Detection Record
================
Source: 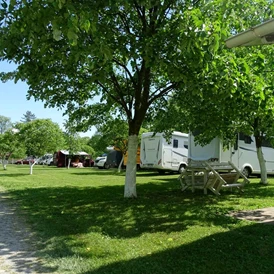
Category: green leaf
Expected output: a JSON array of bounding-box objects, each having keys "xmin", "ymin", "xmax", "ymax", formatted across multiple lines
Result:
[
  {"xmin": 53, "ymin": 29, "xmax": 62, "ymax": 41},
  {"xmin": 67, "ymin": 29, "xmax": 78, "ymax": 45},
  {"xmin": 80, "ymin": 19, "xmax": 90, "ymax": 33},
  {"xmin": 260, "ymin": 90, "xmax": 265, "ymax": 101}
]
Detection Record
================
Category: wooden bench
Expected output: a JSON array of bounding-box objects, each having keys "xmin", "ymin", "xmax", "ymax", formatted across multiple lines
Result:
[{"xmin": 179, "ymin": 160, "xmax": 250, "ymax": 195}]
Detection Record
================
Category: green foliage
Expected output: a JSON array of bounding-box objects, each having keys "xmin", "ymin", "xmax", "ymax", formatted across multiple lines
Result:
[
  {"xmin": 63, "ymin": 120, "xmax": 95, "ymax": 156},
  {"xmin": 19, "ymin": 119, "xmax": 65, "ymax": 156},
  {"xmin": 0, "ymin": 0, "xmax": 233, "ymax": 136},
  {"xmin": 150, "ymin": 0, "xmax": 274, "ymax": 146},
  {"xmin": 0, "ymin": 129, "xmax": 25, "ymax": 161}
]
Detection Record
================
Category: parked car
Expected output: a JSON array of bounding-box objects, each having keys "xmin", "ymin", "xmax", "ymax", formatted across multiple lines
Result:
[
  {"xmin": 14, "ymin": 157, "xmax": 36, "ymax": 165},
  {"xmin": 37, "ymin": 154, "xmax": 53, "ymax": 165},
  {"xmin": 94, "ymin": 154, "xmax": 108, "ymax": 169},
  {"xmin": 45, "ymin": 156, "xmax": 54, "ymax": 166}
]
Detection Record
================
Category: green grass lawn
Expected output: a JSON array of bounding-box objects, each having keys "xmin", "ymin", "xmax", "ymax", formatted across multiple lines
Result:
[{"xmin": 1, "ymin": 165, "xmax": 274, "ymax": 274}]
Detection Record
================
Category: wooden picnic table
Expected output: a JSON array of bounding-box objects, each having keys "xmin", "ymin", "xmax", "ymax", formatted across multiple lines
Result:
[{"xmin": 178, "ymin": 161, "xmax": 250, "ymax": 195}]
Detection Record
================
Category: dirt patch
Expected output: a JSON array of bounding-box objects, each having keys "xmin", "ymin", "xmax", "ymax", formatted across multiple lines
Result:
[{"xmin": 228, "ymin": 207, "xmax": 274, "ymax": 225}]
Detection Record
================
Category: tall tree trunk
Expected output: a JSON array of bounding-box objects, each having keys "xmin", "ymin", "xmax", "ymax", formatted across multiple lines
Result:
[
  {"xmin": 255, "ymin": 135, "xmax": 268, "ymax": 185},
  {"xmin": 124, "ymin": 135, "xmax": 138, "ymax": 198}
]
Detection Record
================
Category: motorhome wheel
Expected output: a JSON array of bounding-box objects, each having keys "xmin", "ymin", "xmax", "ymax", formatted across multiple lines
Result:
[
  {"xmin": 242, "ymin": 167, "xmax": 251, "ymax": 178},
  {"xmin": 179, "ymin": 164, "xmax": 186, "ymax": 174}
]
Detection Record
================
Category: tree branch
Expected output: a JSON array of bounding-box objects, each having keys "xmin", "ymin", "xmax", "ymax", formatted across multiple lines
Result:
[
  {"xmin": 113, "ymin": 58, "xmax": 137, "ymax": 89},
  {"xmin": 133, "ymin": 0, "xmax": 147, "ymax": 30},
  {"xmin": 148, "ymin": 83, "xmax": 178, "ymax": 105}
]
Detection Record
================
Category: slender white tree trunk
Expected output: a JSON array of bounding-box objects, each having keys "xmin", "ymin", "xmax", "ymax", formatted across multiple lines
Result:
[
  {"xmin": 117, "ymin": 155, "xmax": 124, "ymax": 173},
  {"xmin": 257, "ymin": 146, "xmax": 268, "ymax": 185},
  {"xmin": 67, "ymin": 158, "xmax": 71, "ymax": 169},
  {"xmin": 2, "ymin": 158, "xmax": 7, "ymax": 170},
  {"xmin": 29, "ymin": 160, "xmax": 37, "ymax": 175},
  {"xmin": 124, "ymin": 135, "xmax": 138, "ymax": 198}
]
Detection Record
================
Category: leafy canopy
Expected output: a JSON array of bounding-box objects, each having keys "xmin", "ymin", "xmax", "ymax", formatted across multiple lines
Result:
[{"xmin": 18, "ymin": 119, "xmax": 65, "ymax": 157}]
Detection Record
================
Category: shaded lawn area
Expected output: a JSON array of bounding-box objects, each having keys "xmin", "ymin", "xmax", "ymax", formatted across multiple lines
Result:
[{"xmin": 1, "ymin": 165, "xmax": 274, "ymax": 273}]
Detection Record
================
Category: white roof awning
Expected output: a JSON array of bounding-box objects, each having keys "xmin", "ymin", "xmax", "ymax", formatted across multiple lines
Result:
[{"xmin": 225, "ymin": 18, "xmax": 274, "ymax": 48}]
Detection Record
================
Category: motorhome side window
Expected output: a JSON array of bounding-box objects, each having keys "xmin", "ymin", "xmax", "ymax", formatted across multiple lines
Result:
[
  {"xmin": 262, "ymin": 137, "xmax": 273, "ymax": 148},
  {"xmin": 173, "ymin": 139, "xmax": 178, "ymax": 148},
  {"xmin": 239, "ymin": 133, "xmax": 252, "ymax": 144},
  {"xmin": 184, "ymin": 141, "xmax": 188, "ymax": 149}
]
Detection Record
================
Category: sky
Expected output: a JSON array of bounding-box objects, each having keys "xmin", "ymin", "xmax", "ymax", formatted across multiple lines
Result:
[{"xmin": 0, "ymin": 61, "xmax": 96, "ymax": 137}]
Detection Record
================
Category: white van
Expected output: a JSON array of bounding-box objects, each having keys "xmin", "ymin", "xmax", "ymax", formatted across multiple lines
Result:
[
  {"xmin": 188, "ymin": 132, "xmax": 274, "ymax": 177},
  {"xmin": 140, "ymin": 131, "xmax": 188, "ymax": 174}
]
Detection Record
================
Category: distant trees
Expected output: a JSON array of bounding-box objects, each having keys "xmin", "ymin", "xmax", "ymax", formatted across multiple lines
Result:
[
  {"xmin": 0, "ymin": 129, "xmax": 25, "ymax": 170},
  {"xmin": 19, "ymin": 119, "xmax": 65, "ymax": 156},
  {"xmin": 0, "ymin": 115, "xmax": 12, "ymax": 134},
  {"xmin": 21, "ymin": 111, "xmax": 36, "ymax": 123},
  {"xmin": 19, "ymin": 119, "xmax": 65, "ymax": 174}
]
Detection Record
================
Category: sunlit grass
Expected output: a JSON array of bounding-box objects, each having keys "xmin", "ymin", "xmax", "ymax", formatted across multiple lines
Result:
[{"xmin": 1, "ymin": 165, "xmax": 274, "ymax": 273}]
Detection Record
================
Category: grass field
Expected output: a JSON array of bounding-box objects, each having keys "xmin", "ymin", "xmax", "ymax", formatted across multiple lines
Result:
[{"xmin": 1, "ymin": 165, "xmax": 274, "ymax": 274}]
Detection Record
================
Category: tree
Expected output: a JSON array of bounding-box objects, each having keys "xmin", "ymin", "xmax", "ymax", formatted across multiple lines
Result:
[
  {"xmin": 19, "ymin": 119, "xmax": 65, "ymax": 174},
  {"xmin": 145, "ymin": 0, "xmax": 274, "ymax": 185},
  {"xmin": 94, "ymin": 118, "xmax": 148, "ymax": 171},
  {"xmin": 0, "ymin": 115, "xmax": 12, "ymax": 134},
  {"xmin": 154, "ymin": 44, "xmax": 274, "ymax": 185},
  {"xmin": 0, "ymin": 0, "xmax": 255, "ymax": 196},
  {"xmin": 21, "ymin": 111, "xmax": 36, "ymax": 123},
  {"xmin": 88, "ymin": 133, "xmax": 108, "ymax": 158},
  {"xmin": 63, "ymin": 119, "xmax": 89, "ymax": 168},
  {"xmin": 0, "ymin": 129, "xmax": 25, "ymax": 170}
]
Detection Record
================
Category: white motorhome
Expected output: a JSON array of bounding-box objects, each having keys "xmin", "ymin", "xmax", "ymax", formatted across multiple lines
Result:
[
  {"xmin": 140, "ymin": 131, "xmax": 189, "ymax": 174},
  {"xmin": 188, "ymin": 132, "xmax": 274, "ymax": 177}
]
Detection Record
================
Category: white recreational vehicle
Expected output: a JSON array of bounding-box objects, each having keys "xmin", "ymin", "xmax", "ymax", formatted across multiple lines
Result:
[
  {"xmin": 140, "ymin": 131, "xmax": 188, "ymax": 174},
  {"xmin": 188, "ymin": 132, "xmax": 274, "ymax": 177}
]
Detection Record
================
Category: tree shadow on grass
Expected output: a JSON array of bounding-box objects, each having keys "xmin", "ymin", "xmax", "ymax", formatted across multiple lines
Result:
[
  {"xmin": 220, "ymin": 180, "xmax": 274, "ymax": 201},
  {"xmin": 4, "ymin": 179, "xmax": 261, "ymax": 241},
  {"xmin": 4, "ymin": 182, "xmax": 221, "ymax": 237},
  {"xmin": 0, "ymin": 173, "xmax": 30, "ymax": 177},
  {"xmin": 83, "ymin": 223, "xmax": 274, "ymax": 274},
  {"xmin": 2, "ymin": 177, "xmax": 274, "ymax": 273},
  {"xmin": 71, "ymin": 169, "xmax": 178, "ymax": 178},
  {"xmin": 71, "ymin": 170, "xmax": 123, "ymax": 176}
]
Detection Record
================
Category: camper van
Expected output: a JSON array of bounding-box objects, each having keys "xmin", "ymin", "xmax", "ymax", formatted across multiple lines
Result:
[
  {"xmin": 188, "ymin": 132, "xmax": 274, "ymax": 177},
  {"xmin": 140, "ymin": 131, "xmax": 189, "ymax": 174}
]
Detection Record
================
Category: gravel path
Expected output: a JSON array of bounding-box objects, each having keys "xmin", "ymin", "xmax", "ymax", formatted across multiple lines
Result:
[{"xmin": 0, "ymin": 189, "xmax": 49, "ymax": 274}]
